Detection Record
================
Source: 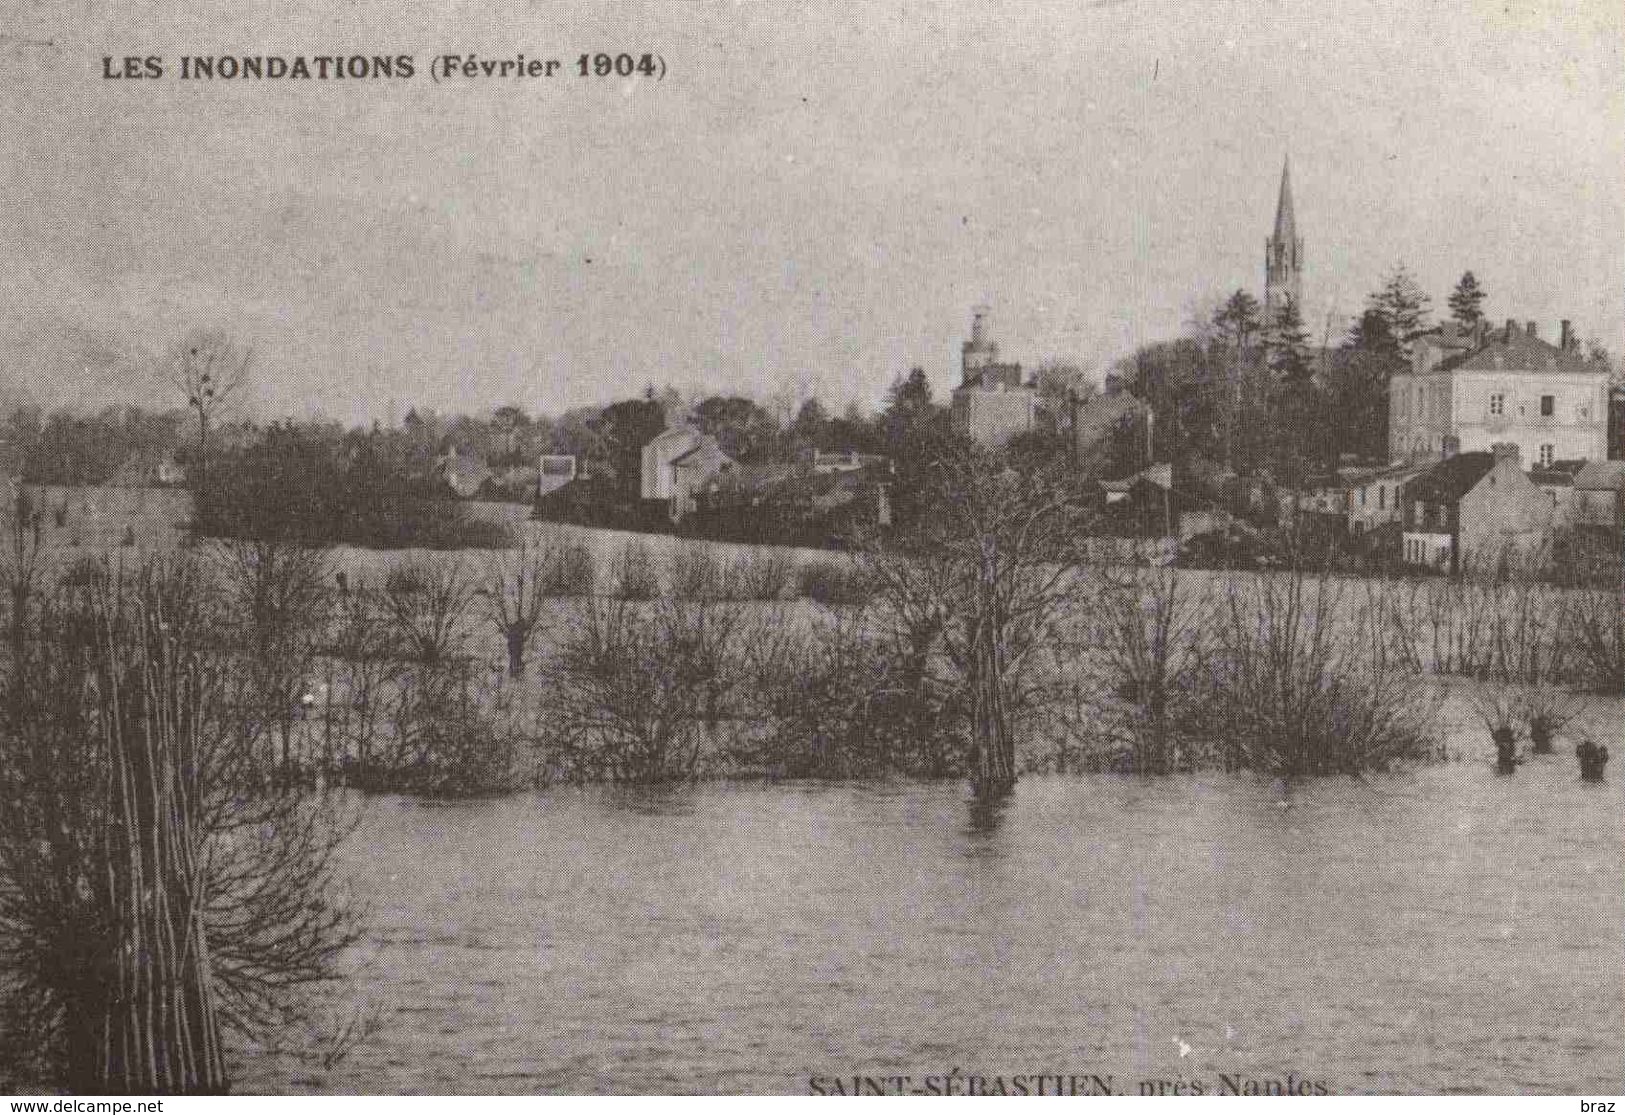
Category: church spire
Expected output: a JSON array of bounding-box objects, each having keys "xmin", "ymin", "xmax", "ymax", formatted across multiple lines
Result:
[
  {"xmin": 1273, "ymin": 155, "xmax": 1296, "ymax": 243},
  {"xmin": 1264, "ymin": 154, "xmax": 1303, "ymax": 329}
]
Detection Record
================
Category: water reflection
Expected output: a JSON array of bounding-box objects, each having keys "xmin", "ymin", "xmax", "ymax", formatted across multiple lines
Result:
[{"xmin": 964, "ymin": 788, "xmax": 1012, "ymax": 838}]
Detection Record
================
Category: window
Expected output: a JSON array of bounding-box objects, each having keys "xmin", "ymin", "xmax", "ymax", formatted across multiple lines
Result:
[
  {"xmin": 1489, "ymin": 392, "xmax": 1505, "ymax": 417},
  {"xmin": 1359, "ymin": 488, "xmax": 1367, "ymax": 507},
  {"xmin": 1539, "ymin": 444, "xmax": 1554, "ymax": 467},
  {"xmin": 1541, "ymin": 395, "xmax": 1555, "ymax": 417},
  {"xmin": 1378, "ymin": 486, "xmax": 1386, "ymax": 510}
]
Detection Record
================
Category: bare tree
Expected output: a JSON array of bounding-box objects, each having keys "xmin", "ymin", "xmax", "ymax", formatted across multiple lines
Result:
[
  {"xmin": 3, "ymin": 483, "xmax": 46, "ymax": 711},
  {"xmin": 215, "ymin": 539, "xmax": 330, "ymax": 776},
  {"xmin": 870, "ymin": 432, "xmax": 1093, "ymax": 798},
  {"xmin": 170, "ymin": 330, "xmax": 249, "ymax": 510},
  {"xmin": 1073, "ymin": 565, "xmax": 1208, "ymax": 773},
  {"xmin": 478, "ymin": 534, "xmax": 552, "ymax": 677},
  {"xmin": 0, "ymin": 557, "xmax": 357, "ymax": 1093},
  {"xmin": 541, "ymin": 596, "xmax": 754, "ymax": 783},
  {"xmin": 1204, "ymin": 569, "xmax": 1440, "ymax": 776},
  {"xmin": 383, "ymin": 556, "xmax": 473, "ymax": 667}
]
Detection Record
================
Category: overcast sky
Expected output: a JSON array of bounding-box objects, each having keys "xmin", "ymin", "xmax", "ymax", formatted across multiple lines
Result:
[{"xmin": 2, "ymin": 0, "xmax": 1621, "ymax": 422}]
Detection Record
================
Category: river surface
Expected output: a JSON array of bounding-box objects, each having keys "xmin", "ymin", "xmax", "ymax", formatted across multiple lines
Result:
[{"xmin": 241, "ymin": 729, "xmax": 1625, "ymax": 1096}]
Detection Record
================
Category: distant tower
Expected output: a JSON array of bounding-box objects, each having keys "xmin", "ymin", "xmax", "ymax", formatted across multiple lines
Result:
[
  {"xmin": 952, "ymin": 302, "xmax": 1033, "ymax": 445},
  {"xmin": 1264, "ymin": 156, "xmax": 1303, "ymax": 329},
  {"xmin": 962, "ymin": 303, "xmax": 998, "ymax": 385}
]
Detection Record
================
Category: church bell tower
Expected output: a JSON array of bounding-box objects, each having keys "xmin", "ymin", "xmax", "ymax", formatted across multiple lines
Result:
[{"xmin": 1264, "ymin": 156, "xmax": 1303, "ymax": 328}]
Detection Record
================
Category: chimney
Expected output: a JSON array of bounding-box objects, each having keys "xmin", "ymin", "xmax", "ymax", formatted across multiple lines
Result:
[
  {"xmin": 1505, "ymin": 318, "xmax": 1518, "ymax": 342},
  {"xmin": 1526, "ymin": 321, "xmax": 1538, "ymax": 339},
  {"xmin": 1561, "ymin": 319, "xmax": 1574, "ymax": 351},
  {"xmin": 1492, "ymin": 442, "xmax": 1520, "ymax": 464}
]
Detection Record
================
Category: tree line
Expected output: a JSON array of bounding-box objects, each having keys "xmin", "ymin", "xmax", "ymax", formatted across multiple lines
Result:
[{"xmin": 1120, "ymin": 266, "xmax": 1616, "ymax": 487}]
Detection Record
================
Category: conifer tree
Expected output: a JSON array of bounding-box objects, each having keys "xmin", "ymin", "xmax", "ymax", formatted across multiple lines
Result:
[
  {"xmin": 1267, "ymin": 297, "xmax": 1321, "ymax": 480},
  {"xmin": 1369, "ymin": 264, "xmax": 1432, "ymax": 358},
  {"xmin": 1447, "ymin": 270, "xmax": 1487, "ymax": 329}
]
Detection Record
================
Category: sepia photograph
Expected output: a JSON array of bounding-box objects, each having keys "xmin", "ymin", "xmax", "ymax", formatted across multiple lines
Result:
[{"xmin": 0, "ymin": 0, "xmax": 1621, "ymax": 1100}]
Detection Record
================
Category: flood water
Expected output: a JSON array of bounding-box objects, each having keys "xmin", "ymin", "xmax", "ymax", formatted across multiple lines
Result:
[{"xmin": 243, "ymin": 722, "xmax": 1625, "ymax": 1097}]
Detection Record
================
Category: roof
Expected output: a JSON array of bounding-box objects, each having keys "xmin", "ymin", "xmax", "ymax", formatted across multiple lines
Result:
[
  {"xmin": 1403, "ymin": 452, "xmax": 1497, "ymax": 504},
  {"xmin": 1338, "ymin": 462, "xmax": 1427, "ymax": 486},
  {"xmin": 1437, "ymin": 327, "xmax": 1599, "ymax": 376},
  {"xmin": 1102, "ymin": 461, "xmax": 1172, "ymax": 493},
  {"xmin": 647, "ymin": 425, "xmax": 700, "ymax": 446},
  {"xmin": 1575, "ymin": 459, "xmax": 1625, "ymax": 492},
  {"xmin": 438, "ymin": 453, "xmax": 492, "ymax": 496},
  {"xmin": 536, "ymin": 472, "xmax": 575, "ymax": 498},
  {"xmin": 1416, "ymin": 324, "xmax": 1479, "ymax": 357},
  {"xmin": 669, "ymin": 438, "xmax": 729, "ymax": 470},
  {"xmin": 1529, "ymin": 459, "xmax": 1585, "ymax": 486}
]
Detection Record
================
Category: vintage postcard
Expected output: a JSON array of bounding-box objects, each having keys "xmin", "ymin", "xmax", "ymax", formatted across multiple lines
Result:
[{"xmin": 0, "ymin": 0, "xmax": 1621, "ymax": 1102}]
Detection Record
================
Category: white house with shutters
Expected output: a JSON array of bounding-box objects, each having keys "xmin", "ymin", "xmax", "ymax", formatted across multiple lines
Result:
[{"xmin": 1389, "ymin": 318, "xmax": 1608, "ymax": 470}]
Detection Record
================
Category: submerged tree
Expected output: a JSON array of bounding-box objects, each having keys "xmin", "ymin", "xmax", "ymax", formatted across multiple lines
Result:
[
  {"xmin": 871, "ymin": 430, "xmax": 1092, "ymax": 798},
  {"xmin": 0, "ymin": 558, "xmax": 356, "ymax": 1093}
]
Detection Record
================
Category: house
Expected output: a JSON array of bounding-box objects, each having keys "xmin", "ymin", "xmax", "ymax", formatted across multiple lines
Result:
[
  {"xmin": 1101, "ymin": 461, "xmax": 1171, "ymax": 506},
  {"xmin": 1572, "ymin": 459, "xmax": 1625, "ymax": 532},
  {"xmin": 1343, "ymin": 462, "xmax": 1427, "ymax": 538},
  {"xmin": 1279, "ymin": 472, "xmax": 1348, "ymax": 520},
  {"xmin": 641, "ymin": 426, "xmax": 707, "ymax": 501},
  {"xmin": 1098, "ymin": 462, "xmax": 1229, "ymax": 541},
  {"xmin": 536, "ymin": 454, "xmax": 578, "ymax": 498},
  {"xmin": 1400, "ymin": 445, "xmax": 1552, "ymax": 574},
  {"xmin": 799, "ymin": 448, "xmax": 890, "ymax": 475},
  {"xmin": 667, "ymin": 437, "xmax": 733, "ymax": 522},
  {"xmin": 694, "ymin": 451, "xmax": 894, "ymax": 541},
  {"xmin": 435, "ymin": 449, "xmax": 492, "ymax": 499},
  {"xmin": 484, "ymin": 464, "xmax": 540, "ymax": 502},
  {"xmin": 1390, "ymin": 318, "xmax": 1608, "ymax": 467},
  {"xmin": 950, "ymin": 305, "xmax": 1036, "ymax": 446},
  {"xmin": 108, "ymin": 450, "xmax": 187, "ymax": 488},
  {"xmin": 1527, "ymin": 459, "xmax": 1585, "ymax": 527}
]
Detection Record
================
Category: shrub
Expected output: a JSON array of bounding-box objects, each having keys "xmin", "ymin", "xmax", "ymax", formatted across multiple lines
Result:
[
  {"xmin": 668, "ymin": 544, "xmax": 724, "ymax": 600},
  {"xmin": 382, "ymin": 556, "xmax": 474, "ymax": 666},
  {"xmin": 375, "ymin": 665, "xmax": 522, "ymax": 796},
  {"xmin": 1562, "ymin": 586, "xmax": 1625, "ymax": 693},
  {"xmin": 722, "ymin": 549, "xmax": 796, "ymax": 602},
  {"xmin": 795, "ymin": 557, "xmax": 876, "ymax": 606},
  {"xmin": 1067, "ymin": 565, "xmax": 1208, "ymax": 773},
  {"xmin": 1201, "ymin": 570, "xmax": 1441, "ymax": 776},
  {"xmin": 539, "ymin": 534, "xmax": 596, "ymax": 597},
  {"xmin": 540, "ymin": 597, "xmax": 752, "ymax": 782},
  {"xmin": 738, "ymin": 605, "xmax": 951, "ymax": 777},
  {"xmin": 609, "ymin": 539, "xmax": 660, "ymax": 600}
]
